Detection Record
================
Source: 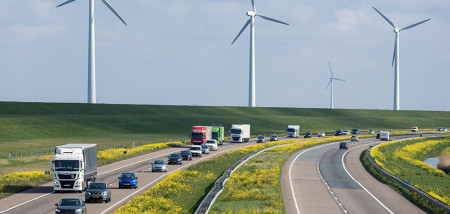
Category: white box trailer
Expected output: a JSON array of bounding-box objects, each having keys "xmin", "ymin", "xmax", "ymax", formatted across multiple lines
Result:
[
  {"xmin": 230, "ymin": 124, "xmax": 250, "ymax": 143},
  {"xmin": 379, "ymin": 131, "xmax": 390, "ymax": 141},
  {"xmin": 287, "ymin": 125, "xmax": 300, "ymax": 138}
]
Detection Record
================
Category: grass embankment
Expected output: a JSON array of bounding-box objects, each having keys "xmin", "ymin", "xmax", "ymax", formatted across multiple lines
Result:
[
  {"xmin": 1, "ymin": 101, "xmax": 449, "ymax": 153},
  {"xmin": 370, "ymin": 136, "xmax": 450, "ymax": 206}
]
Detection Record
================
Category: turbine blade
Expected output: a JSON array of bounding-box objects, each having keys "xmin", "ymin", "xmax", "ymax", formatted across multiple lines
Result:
[
  {"xmin": 373, "ymin": 7, "xmax": 396, "ymax": 28},
  {"xmin": 101, "ymin": 0, "xmax": 127, "ymax": 26},
  {"xmin": 256, "ymin": 14, "xmax": 289, "ymax": 25},
  {"xmin": 325, "ymin": 79, "xmax": 332, "ymax": 89},
  {"xmin": 231, "ymin": 19, "xmax": 251, "ymax": 45},
  {"xmin": 401, "ymin": 18, "xmax": 431, "ymax": 31},
  {"xmin": 328, "ymin": 62, "xmax": 334, "ymax": 77},
  {"xmin": 57, "ymin": 0, "xmax": 76, "ymax": 8},
  {"xmin": 333, "ymin": 78, "xmax": 346, "ymax": 82},
  {"xmin": 251, "ymin": 0, "xmax": 255, "ymax": 12},
  {"xmin": 392, "ymin": 36, "xmax": 397, "ymax": 67}
]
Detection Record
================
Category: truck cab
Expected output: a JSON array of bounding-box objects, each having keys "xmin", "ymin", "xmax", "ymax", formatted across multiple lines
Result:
[
  {"xmin": 191, "ymin": 126, "xmax": 210, "ymax": 145},
  {"xmin": 230, "ymin": 124, "xmax": 250, "ymax": 143},
  {"xmin": 287, "ymin": 125, "xmax": 300, "ymax": 138}
]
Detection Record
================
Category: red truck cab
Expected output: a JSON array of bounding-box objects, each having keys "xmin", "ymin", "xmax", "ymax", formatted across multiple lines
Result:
[{"xmin": 191, "ymin": 126, "xmax": 206, "ymax": 145}]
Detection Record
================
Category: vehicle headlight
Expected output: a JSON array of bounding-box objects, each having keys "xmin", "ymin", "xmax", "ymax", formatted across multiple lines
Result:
[
  {"xmin": 103, "ymin": 191, "xmax": 108, "ymax": 195},
  {"xmin": 132, "ymin": 180, "xmax": 136, "ymax": 183},
  {"xmin": 75, "ymin": 208, "xmax": 82, "ymax": 214},
  {"xmin": 55, "ymin": 208, "xmax": 60, "ymax": 212}
]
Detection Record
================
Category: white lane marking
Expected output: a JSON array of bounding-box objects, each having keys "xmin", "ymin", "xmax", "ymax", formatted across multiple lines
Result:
[
  {"xmin": 99, "ymin": 147, "xmax": 237, "ymax": 214},
  {"xmin": 0, "ymin": 192, "xmax": 54, "ymax": 214},
  {"xmin": 342, "ymin": 144, "xmax": 394, "ymax": 214},
  {"xmin": 288, "ymin": 142, "xmax": 340, "ymax": 214}
]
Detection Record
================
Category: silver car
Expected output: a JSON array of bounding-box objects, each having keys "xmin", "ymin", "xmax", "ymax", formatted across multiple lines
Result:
[
  {"xmin": 151, "ymin": 160, "xmax": 167, "ymax": 172},
  {"xmin": 85, "ymin": 182, "xmax": 111, "ymax": 203},
  {"xmin": 317, "ymin": 131, "xmax": 325, "ymax": 137},
  {"xmin": 351, "ymin": 135, "xmax": 359, "ymax": 142},
  {"xmin": 201, "ymin": 144, "xmax": 210, "ymax": 154}
]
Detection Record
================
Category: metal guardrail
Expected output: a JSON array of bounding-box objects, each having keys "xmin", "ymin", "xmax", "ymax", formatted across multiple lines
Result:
[{"xmin": 366, "ymin": 147, "xmax": 450, "ymax": 212}]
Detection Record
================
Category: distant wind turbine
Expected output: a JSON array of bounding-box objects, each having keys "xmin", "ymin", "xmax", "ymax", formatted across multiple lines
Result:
[
  {"xmin": 231, "ymin": 0, "xmax": 289, "ymax": 107},
  {"xmin": 325, "ymin": 62, "xmax": 345, "ymax": 109},
  {"xmin": 57, "ymin": 0, "xmax": 127, "ymax": 104},
  {"xmin": 373, "ymin": 7, "xmax": 430, "ymax": 111}
]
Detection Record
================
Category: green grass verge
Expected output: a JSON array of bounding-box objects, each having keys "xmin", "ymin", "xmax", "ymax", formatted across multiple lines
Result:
[
  {"xmin": 361, "ymin": 150, "xmax": 447, "ymax": 214},
  {"xmin": 1, "ymin": 101, "xmax": 449, "ymax": 153}
]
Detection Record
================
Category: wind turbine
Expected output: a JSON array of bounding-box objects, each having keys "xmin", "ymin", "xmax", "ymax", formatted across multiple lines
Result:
[
  {"xmin": 373, "ymin": 7, "xmax": 430, "ymax": 111},
  {"xmin": 231, "ymin": 0, "xmax": 289, "ymax": 107},
  {"xmin": 57, "ymin": 0, "xmax": 127, "ymax": 104},
  {"xmin": 325, "ymin": 62, "xmax": 345, "ymax": 109}
]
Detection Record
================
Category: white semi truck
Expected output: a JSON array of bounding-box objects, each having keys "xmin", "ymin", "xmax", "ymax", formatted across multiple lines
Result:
[
  {"xmin": 379, "ymin": 131, "xmax": 390, "ymax": 141},
  {"xmin": 50, "ymin": 144, "xmax": 97, "ymax": 192},
  {"xmin": 230, "ymin": 124, "xmax": 250, "ymax": 143},
  {"xmin": 286, "ymin": 125, "xmax": 300, "ymax": 138}
]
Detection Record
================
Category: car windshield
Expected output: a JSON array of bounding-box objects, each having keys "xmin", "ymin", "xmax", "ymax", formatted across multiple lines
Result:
[
  {"xmin": 201, "ymin": 145, "xmax": 208, "ymax": 148},
  {"xmin": 344, "ymin": 130, "xmax": 349, "ymax": 132},
  {"xmin": 54, "ymin": 160, "xmax": 80, "ymax": 171},
  {"xmin": 230, "ymin": 129, "xmax": 242, "ymax": 134},
  {"xmin": 154, "ymin": 160, "xmax": 165, "ymax": 164},
  {"xmin": 59, "ymin": 199, "xmax": 81, "ymax": 206},
  {"xmin": 258, "ymin": 136, "xmax": 264, "ymax": 139},
  {"xmin": 272, "ymin": 135, "xmax": 277, "ymax": 138},
  {"xmin": 121, "ymin": 173, "xmax": 135, "ymax": 179},
  {"xmin": 306, "ymin": 132, "xmax": 312, "ymax": 134},
  {"xmin": 170, "ymin": 154, "xmax": 180, "ymax": 158},
  {"xmin": 336, "ymin": 130, "xmax": 342, "ymax": 132},
  {"xmin": 206, "ymin": 141, "xmax": 215, "ymax": 144},
  {"xmin": 192, "ymin": 133, "xmax": 204, "ymax": 139},
  {"xmin": 190, "ymin": 147, "xmax": 201, "ymax": 151},
  {"xmin": 87, "ymin": 183, "xmax": 106, "ymax": 190},
  {"xmin": 181, "ymin": 151, "xmax": 190, "ymax": 154}
]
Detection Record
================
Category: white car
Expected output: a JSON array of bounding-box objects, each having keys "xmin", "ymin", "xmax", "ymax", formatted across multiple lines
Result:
[
  {"xmin": 189, "ymin": 145, "xmax": 202, "ymax": 157},
  {"xmin": 317, "ymin": 131, "xmax": 325, "ymax": 137},
  {"xmin": 206, "ymin": 140, "xmax": 218, "ymax": 151},
  {"xmin": 351, "ymin": 135, "xmax": 359, "ymax": 142},
  {"xmin": 343, "ymin": 130, "xmax": 351, "ymax": 135}
]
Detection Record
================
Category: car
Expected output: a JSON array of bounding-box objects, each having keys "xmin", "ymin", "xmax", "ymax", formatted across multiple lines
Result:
[
  {"xmin": 190, "ymin": 145, "xmax": 202, "ymax": 157},
  {"xmin": 335, "ymin": 129, "xmax": 343, "ymax": 136},
  {"xmin": 437, "ymin": 127, "xmax": 448, "ymax": 131},
  {"xmin": 257, "ymin": 136, "xmax": 266, "ymax": 143},
  {"xmin": 180, "ymin": 150, "xmax": 193, "ymax": 160},
  {"xmin": 317, "ymin": 131, "xmax": 325, "ymax": 137},
  {"xmin": 55, "ymin": 198, "xmax": 86, "ymax": 214},
  {"xmin": 201, "ymin": 144, "xmax": 210, "ymax": 154},
  {"xmin": 270, "ymin": 135, "xmax": 278, "ymax": 141},
  {"xmin": 168, "ymin": 153, "xmax": 183, "ymax": 165},
  {"xmin": 152, "ymin": 160, "xmax": 167, "ymax": 172},
  {"xmin": 304, "ymin": 132, "xmax": 312, "ymax": 138},
  {"xmin": 411, "ymin": 127, "xmax": 419, "ymax": 132},
  {"xmin": 368, "ymin": 130, "xmax": 375, "ymax": 134},
  {"xmin": 339, "ymin": 142, "xmax": 348, "ymax": 150},
  {"xmin": 351, "ymin": 129, "xmax": 360, "ymax": 135},
  {"xmin": 206, "ymin": 140, "xmax": 218, "ymax": 151},
  {"xmin": 118, "ymin": 172, "xmax": 138, "ymax": 189},
  {"xmin": 85, "ymin": 182, "xmax": 111, "ymax": 203},
  {"xmin": 343, "ymin": 130, "xmax": 351, "ymax": 135},
  {"xmin": 351, "ymin": 135, "xmax": 359, "ymax": 142}
]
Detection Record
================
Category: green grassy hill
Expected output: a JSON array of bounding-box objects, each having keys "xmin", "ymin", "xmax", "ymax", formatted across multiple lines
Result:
[{"xmin": 1, "ymin": 102, "xmax": 449, "ymax": 152}]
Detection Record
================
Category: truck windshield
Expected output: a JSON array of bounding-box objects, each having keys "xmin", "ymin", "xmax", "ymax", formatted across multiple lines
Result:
[
  {"xmin": 212, "ymin": 133, "xmax": 218, "ymax": 138},
  {"xmin": 54, "ymin": 160, "xmax": 80, "ymax": 171},
  {"xmin": 192, "ymin": 133, "xmax": 204, "ymax": 139},
  {"xmin": 230, "ymin": 129, "xmax": 242, "ymax": 134},
  {"xmin": 287, "ymin": 129, "xmax": 296, "ymax": 132}
]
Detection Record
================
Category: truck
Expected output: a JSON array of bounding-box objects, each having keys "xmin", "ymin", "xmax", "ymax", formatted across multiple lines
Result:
[
  {"xmin": 286, "ymin": 125, "xmax": 300, "ymax": 138},
  {"xmin": 230, "ymin": 124, "xmax": 250, "ymax": 143},
  {"xmin": 191, "ymin": 126, "xmax": 212, "ymax": 145},
  {"xmin": 50, "ymin": 144, "xmax": 97, "ymax": 192},
  {"xmin": 379, "ymin": 131, "xmax": 390, "ymax": 141},
  {"xmin": 211, "ymin": 126, "xmax": 225, "ymax": 145}
]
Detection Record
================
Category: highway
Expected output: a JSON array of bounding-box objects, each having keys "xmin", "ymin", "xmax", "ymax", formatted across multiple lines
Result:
[
  {"xmin": 282, "ymin": 135, "xmax": 434, "ymax": 214},
  {"xmin": 0, "ymin": 138, "xmax": 270, "ymax": 214}
]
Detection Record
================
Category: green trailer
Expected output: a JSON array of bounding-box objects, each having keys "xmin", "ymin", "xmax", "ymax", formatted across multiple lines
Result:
[{"xmin": 211, "ymin": 126, "xmax": 224, "ymax": 145}]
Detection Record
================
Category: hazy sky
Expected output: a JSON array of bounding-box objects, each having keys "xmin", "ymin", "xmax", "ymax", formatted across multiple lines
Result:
[{"xmin": 1, "ymin": 0, "xmax": 449, "ymax": 111}]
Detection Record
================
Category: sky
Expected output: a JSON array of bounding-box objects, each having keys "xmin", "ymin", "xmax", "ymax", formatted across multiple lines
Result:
[{"xmin": 0, "ymin": 0, "xmax": 449, "ymax": 111}]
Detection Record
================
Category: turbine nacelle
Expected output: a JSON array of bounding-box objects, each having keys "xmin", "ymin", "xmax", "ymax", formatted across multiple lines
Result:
[
  {"xmin": 394, "ymin": 28, "xmax": 400, "ymax": 33},
  {"xmin": 247, "ymin": 11, "xmax": 256, "ymax": 17}
]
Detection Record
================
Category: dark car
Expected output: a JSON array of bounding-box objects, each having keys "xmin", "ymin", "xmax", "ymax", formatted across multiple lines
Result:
[
  {"xmin": 339, "ymin": 142, "xmax": 348, "ymax": 150},
  {"xmin": 168, "ymin": 153, "xmax": 183, "ymax": 165},
  {"xmin": 351, "ymin": 129, "xmax": 360, "ymax": 134},
  {"xmin": 304, "ymin": 132, "xmax": 313, "ymax": 138},
  {"xmin": 335, "ymin": 129, "xmax": 343, "ymax": 136},
  {"xmin": 180, "ymin": 150, "xmax": 193, "ymax": 160},
  {"xmin": 55, "ymin": 198, "xmax": 86, "ymax": 214},
  {"xmin": 118, "ymin": 172, "xmax": 138, "ymax": 189},
  {"xmin": 270, "ymin": 135, "xmax": 278, "ymax": 141},
  {"xmin": 85, "ymin": 182, "xmax": 111, "ymax": 203}
]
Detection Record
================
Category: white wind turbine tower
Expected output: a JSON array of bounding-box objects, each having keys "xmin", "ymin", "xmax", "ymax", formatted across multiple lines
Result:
[
  {"xmin": 325, "ymin": 62, "xmax": 345, "ymax": 109},
  {"xmin": 57, "ymin": 0, "xmax": 127, "ymax": 104},
  {"xmin": 373, "ymin": 7, "xmax": 430, "ymax": 111},
  {"xmin": 231, "ymin": 0, "xmax": 289, "ymax": 107}
]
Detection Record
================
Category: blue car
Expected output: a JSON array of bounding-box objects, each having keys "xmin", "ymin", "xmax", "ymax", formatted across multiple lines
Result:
[{"xmin": 118, "ymin": 172, "xmax": 138, "ymax": 189}]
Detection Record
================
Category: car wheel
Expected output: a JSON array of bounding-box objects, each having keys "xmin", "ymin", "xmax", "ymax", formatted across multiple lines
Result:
[{"xmin": 85, "ymin": 199, "xmax": 89, "ymax": 203}]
